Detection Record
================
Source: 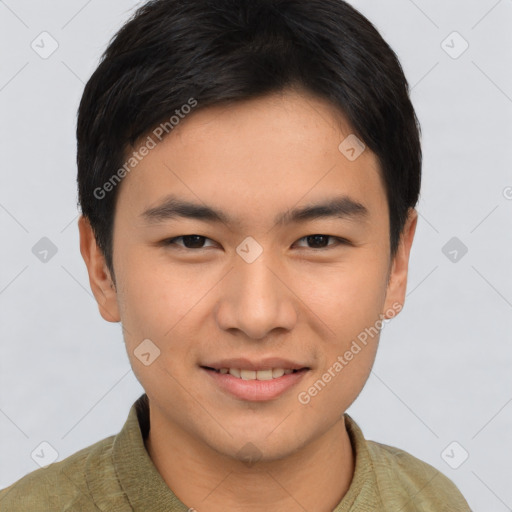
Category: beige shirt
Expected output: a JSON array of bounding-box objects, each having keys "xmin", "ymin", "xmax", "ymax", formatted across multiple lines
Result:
[{"xmin": 0, "ymin": 393, "xmax": 471, "ymax": 511}]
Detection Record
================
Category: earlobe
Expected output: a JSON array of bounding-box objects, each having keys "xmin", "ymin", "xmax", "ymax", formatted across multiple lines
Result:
[
  {"xmin": 382, "ymin": 208, "xmax": 418, "ymax": 318},
  {"xmin": 78, "ymin": 216, "xmax": 121, "ymax": 323}
]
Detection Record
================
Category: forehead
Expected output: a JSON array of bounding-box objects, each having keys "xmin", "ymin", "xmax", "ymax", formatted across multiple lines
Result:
[{"xmin": 116, "ymin": 90, "xmax": 387, "ymax": 228}]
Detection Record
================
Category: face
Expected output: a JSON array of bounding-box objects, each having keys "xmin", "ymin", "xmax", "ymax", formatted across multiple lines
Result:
[{"xmin": 80, "ymin": 88, "xmax": 417, "ymax": 462}]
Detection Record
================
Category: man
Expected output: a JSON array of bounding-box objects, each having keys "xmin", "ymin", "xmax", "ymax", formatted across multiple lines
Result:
[{"xmin": 0, "ymin": 0, "xmax": 471, "ymax": 510}]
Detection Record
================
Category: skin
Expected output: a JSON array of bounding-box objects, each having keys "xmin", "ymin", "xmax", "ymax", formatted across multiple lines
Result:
[{"xmin": 79, "ymin": 88, "xmax": 417, "ymax": 512}]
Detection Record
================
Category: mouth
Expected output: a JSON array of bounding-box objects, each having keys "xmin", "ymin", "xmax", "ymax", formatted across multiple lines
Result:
[
  {"xmin": 200, "ymin": 360, "xmax": 310, "ymax": 401},
  {"xmin": 201, "ymin": 366, "xmax": 308, "ymax": 380}
]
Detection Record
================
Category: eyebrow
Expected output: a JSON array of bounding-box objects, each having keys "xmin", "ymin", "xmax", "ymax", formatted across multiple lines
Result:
[{"xmin": 141, "ymin": 194, "xmax": 369, "ymax": 227}]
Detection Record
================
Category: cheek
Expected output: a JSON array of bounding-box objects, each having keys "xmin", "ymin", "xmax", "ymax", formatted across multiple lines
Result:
[
  {"xmin": 296, "ymin": 270, "xmax": 383, "ymax": 416},
  {"xmin": 115, "ymin": 259, "xmax": 200, "ymax": 395},
  {"xmin": 292, "ymin": 253, "xmax": 388, "ymax": 338},
  {"xmin": 114, "ymin": 249, "xmax": 219, "ymax": 380},
  {"xmin": 115, "ymin": 248, "xmax": 196, "ymax": 336},
  {"xmin": 291, "ymin": 253, "xmax": 387, "ymax": 404}
]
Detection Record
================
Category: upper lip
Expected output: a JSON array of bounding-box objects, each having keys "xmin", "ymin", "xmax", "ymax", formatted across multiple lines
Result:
[{"xmin": 200, "ymin": 357, "xmax": 310, "ymax": 371}]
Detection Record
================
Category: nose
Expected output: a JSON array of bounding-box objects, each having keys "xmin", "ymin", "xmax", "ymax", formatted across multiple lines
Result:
[{"xmin": 214, "ymin": 255, "xmax": 298, "ymax": 341}]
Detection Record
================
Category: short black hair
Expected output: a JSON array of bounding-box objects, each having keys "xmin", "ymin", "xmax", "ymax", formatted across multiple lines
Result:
[{"xmin": 77, "ymin": 0, "xmax": 421, "ymax": 276}]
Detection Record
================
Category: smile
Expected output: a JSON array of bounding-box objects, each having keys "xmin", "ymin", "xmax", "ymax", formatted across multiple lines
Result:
[
  {"xmin": 204, "ymin": 367, "xmax": 304, "ymax": 380},
  {"xmin": 201, "ymin": 366, "xmax": 309, "ymax": 401}
]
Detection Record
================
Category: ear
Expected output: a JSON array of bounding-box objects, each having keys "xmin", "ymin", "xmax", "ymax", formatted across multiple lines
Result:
[
  {"xmin": 78, "ymin": 215, "xmax": 120, "ymax": 323},
  {"xmin": 382, "ymin": 208, "xmax": 418, "ymax": 318}
]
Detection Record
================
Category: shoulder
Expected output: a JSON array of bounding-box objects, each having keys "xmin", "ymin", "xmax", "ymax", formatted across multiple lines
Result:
[
  {"xmin": 366, "ymin": 439, "xmax": 471, "ymax": 511},
  {"xmin": 0, "ymin": 434, "xmax": 123, "ymax": 511}
]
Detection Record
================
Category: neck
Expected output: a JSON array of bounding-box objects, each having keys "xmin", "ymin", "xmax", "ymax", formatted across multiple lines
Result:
[{"xmin": 145, "ymin": 406, "xmax": 355, "ymax": 512}]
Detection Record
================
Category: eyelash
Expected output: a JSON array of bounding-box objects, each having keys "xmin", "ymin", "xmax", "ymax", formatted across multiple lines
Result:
[{"xmin": 162, "ymin": 234, "xmax": 350, "ymax": 251}]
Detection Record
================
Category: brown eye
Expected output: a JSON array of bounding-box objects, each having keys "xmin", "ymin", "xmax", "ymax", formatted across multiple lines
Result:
[
  {"xmin": 164, "ymin": 235, "xmax": 216, "ymax": 249},
  {"xmin": 294, "ymin": 235, "xmax": 348, "ymax": 250}
]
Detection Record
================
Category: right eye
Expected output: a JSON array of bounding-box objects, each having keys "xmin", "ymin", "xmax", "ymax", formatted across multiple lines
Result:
[{"xmin": 162, "ymin": 235, "xmax": 217, "ymax": 250}]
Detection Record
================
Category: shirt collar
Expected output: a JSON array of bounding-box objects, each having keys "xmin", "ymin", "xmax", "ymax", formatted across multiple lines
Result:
[
  {"xmin": 333, "ymin": 412, "xmax": 382, "ymax": 511},
  {"xmin": 111, "ymin": 393, "xmax": 380, "ymax": 511},
  {"xmin": 112, "ymin": 394, "xmax": 189, "ymax": 511}
]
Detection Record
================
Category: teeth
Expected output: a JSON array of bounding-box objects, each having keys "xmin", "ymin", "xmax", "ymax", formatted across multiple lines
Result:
[
  {"xmin": 229, "ymin": 368, "xmax": 241, "ymax": 378},
  {"xmin": 241, "ymin": 369, "xmax": 256, "ymax": 380},
  {"xmin": 256, "ymin": 369, "xmax": 273, "ymax": 381},
  {"xmin": 219, "ymin": 368, "xmax": 300, "ymax": 380}
]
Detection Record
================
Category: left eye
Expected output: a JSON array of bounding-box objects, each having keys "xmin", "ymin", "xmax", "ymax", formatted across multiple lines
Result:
[
  {"xmin": 163, "ymin": 234, "xmax": 347, "ymax": 250},
  {"xmin": 294, "ymin": 235, "xmax": 347, "ymax": 249}
]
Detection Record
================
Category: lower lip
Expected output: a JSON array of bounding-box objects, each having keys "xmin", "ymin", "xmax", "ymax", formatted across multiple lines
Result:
[{"xmin": 202, "ymin": 368, "xmax": 309, "ymax": 401}]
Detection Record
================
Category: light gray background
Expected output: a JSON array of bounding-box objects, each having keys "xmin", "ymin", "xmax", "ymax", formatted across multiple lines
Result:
[{"xmin": 1, "ymin": 0, "xmax": 511, "ymax": 510}]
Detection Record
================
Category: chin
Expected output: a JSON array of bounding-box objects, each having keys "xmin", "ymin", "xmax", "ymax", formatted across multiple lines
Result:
[{"xmin": 208, "ymin": 425, "xmax": 309, "ymax": 464}]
